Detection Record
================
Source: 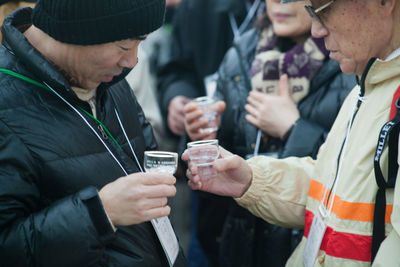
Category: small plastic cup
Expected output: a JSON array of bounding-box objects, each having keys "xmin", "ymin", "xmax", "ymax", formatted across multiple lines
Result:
[
  {"xmin": 144, "ymin": 151, "xmax": 178, "ymax": 174},
  {"xmin": 193, "ymin": 96, "xmax": 219, "ymax": 133},
  {"xmin": 187, "ymin": 139, "xmax": 219, "ymax": 180}
]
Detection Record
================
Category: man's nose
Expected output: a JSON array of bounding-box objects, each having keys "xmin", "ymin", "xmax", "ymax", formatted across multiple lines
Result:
[
  {"xmin": 119, "ymin": 50, "xmax": 138, "ymax": 69},
  {"xmin": 311, "ymin": 20, "xmax": 328, "ymax": 39}
]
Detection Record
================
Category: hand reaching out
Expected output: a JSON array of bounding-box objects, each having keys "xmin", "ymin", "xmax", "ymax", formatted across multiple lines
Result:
[
  {"xmin": 245, "ymin": 74, "xmax": 300, "ymax": 139},
  {"xmin": 182, "ymin": 146, "xmax": 252, "ymax": 198}
]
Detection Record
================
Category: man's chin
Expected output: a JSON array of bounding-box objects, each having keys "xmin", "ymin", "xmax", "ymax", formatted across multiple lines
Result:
[
  {"xmin": 337, "ymin": 60, "xmax": 358, "ymax": 76},
  {"xmin": 75, "ymin": 81, "xmax": 101, "ymax": 90},
  {"xmin": 338, "ymin": 65, "xmax": 354, "ymax": 75}
]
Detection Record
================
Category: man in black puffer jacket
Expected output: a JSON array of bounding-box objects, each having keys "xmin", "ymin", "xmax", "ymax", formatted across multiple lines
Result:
[{"xmin": 0, "ymin": 1, "xmax": 187, "ymax": 266}]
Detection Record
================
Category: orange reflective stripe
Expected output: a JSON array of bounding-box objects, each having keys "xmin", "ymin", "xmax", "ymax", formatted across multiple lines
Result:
[{"xmin": 308, "ymin": 180, "xmax": 392, "ymax": 223}]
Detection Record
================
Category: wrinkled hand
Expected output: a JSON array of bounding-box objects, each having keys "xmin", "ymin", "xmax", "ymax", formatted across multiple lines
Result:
[
  {"xmin": 184, "ymin": 100, "xmax": 226, "ymax": 141},
  {"xmin": 168, "ymin": 96, "xmax": 191, "ymax": 136},
  {"xmin": 245, "ymin": 74, "xmax": 300, "ymax": 139},
  {"xmin": 99, "ymin": 172, "xmax": 177, "ymax": 226},
  {"xmin": 182, "ymin": 146, "xmax": 252, "ymax": 198}
]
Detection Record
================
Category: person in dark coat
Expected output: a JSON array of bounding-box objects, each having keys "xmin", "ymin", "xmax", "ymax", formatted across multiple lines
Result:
[
  {"xmin": 0, "ymin": 0, "xmax": 187, "ymax": 266},
  {"xmin": 183, "ymin": 0, "xmax": 356, "ymax": 266}
]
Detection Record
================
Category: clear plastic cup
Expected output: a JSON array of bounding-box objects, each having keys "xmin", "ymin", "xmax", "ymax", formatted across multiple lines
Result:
[
  {"xmin": 187, "ymin": 139, "xmax": 219, "ymax": 179},
  {"xmin": 193, "ymin": 96, "xmax": 219, "ymax": 133},
  {"xmin": 144, "ymin": 151, "xmax": 178, "ymax": 174}
]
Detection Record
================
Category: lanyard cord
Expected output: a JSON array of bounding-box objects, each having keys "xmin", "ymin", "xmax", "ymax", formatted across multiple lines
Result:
[
  {"xmin": 114, "ymin": 108, "xmax": 144, "ymax": 173},
  {"xmin": 229, "ymin": 0, "xmax": 261, "ymax": 41},
  {"xmin": 320, "ymin": 87, "xmax": 363, "ymax": 216},
  {"xmin": 0, "ymin": 68, "xmax": 47, "ymax": 89},
  {"xmin": 0, "ymin": 68, "xmax": 122, "ymax": 150},
  {"xmin": 43, "ymin": 81, "xmax": 129, "ymax": 176},
  {"xmin": 253, "ymin": 129, "xmax": 262, "ymax": 157}
]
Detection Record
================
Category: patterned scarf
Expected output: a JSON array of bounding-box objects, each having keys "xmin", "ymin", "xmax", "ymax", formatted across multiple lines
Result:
[{"xmin": 251, "ymin": 26, "xmax": 328, "ymax": 103}]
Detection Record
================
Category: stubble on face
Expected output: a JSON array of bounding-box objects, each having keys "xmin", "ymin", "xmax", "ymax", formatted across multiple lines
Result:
[{"xmin": 54, "ymin": 64, "xmax": 80, "ymax": 87}]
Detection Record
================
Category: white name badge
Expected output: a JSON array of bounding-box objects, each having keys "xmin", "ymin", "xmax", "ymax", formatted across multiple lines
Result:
[
  {"xmin": 303, "ymin": 205, "xmax": 328, "ymax": 267},
  {"xmin": 151, "ymin": 217, "xmax": 179, "ymax": 266}
]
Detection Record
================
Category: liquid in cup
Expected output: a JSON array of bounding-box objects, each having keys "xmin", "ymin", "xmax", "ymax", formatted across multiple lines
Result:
[
  {"xmin": 187, "ymin": 139, "xmax": 219, "ymax": 179},
  {"xmin": 193, "ymin": 96, "xmax": 219, "ymax": 133}
]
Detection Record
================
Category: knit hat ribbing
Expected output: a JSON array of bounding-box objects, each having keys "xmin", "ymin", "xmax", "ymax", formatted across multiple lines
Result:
[{"xmin": 32, "ymin": 0, "xmax": 166, "ymax": 45}]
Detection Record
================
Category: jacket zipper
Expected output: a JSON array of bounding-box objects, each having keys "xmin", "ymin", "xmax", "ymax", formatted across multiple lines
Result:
[
  {"xmin": 98, "ymin": 124, "xmax": 109, "ymax": 140},
  {"xmin": 325, "ymin": 57, "xmax": 376, "ymax": 206}
]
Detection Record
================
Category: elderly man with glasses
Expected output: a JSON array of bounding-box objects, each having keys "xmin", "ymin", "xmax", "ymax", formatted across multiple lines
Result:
[{"xmin": 182, "ymin": 0, "xmax": 400, "ymax": 266}]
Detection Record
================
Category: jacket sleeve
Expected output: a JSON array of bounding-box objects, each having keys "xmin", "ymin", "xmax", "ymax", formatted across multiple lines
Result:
[
  {"xmin": 372, "ymin": 169, "xmax": 400, "ymax": 266},
  {"xmin": 235, "ymin": 155, "xmax": 315, "ymax": 229},
  {"xmin": 0, "ymin": 120, "xmax": 115, "ymax": 267}
]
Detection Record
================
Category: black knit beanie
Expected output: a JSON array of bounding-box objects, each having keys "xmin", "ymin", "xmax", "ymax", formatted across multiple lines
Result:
[{"xmin": 31, "ymin": 0, "xmax": 166, "ymax": 45}]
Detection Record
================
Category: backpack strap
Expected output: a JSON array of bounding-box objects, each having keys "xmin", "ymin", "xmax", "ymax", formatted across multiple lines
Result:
[{"xmin": 372, "ymin": 85, "xmax": 400, "ymax": 262}]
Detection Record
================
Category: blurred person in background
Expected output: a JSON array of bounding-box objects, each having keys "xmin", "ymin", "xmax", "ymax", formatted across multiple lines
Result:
[
  {"xmin": 184, "ymin": 0, "xmax": 355, "ymax": 266},
  {"xmin": 126, "ymin": 46, "xmax": 166, "ymax": 148},
  {"xmin": 183, "ymin": 0, "xmax": 400, "ymax": 266},
  {"xmin": 126, "ymin": 0, "xmax": 181, "ymax": 152},
  {"xmin": 158, "ymin": 0, "xmax": 264, "ymax": 144},
  {"xmin": 0, "ymin": 0, "xmax": 35, "ymax": 42},
  {"xmin": 0, "ymin": 0, "xmax": 188, "ymax": 266},
  {"xmin": 158, "ymin": 0, "xmax": 264, "ymax": 266}
]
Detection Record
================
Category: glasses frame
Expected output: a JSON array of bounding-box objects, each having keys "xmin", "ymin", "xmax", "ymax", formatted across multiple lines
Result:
[{"xmin": 305, "ymin": 0, "xmax": 335, "ymax": 26}]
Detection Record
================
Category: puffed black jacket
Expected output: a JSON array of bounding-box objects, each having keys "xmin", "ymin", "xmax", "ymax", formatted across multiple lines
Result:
[
  {"xmin": 197, "ymin": 29, "xmax": 356, "ymax": 267},
  {"xmin": 0, "ymin": 8, "xmax": 186, "ymax": 267}
]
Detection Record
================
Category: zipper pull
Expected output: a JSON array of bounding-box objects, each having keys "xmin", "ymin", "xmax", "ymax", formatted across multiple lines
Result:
[{"xmin": 98, "ymin": 124, "xmax": 109, "ymax": 140}]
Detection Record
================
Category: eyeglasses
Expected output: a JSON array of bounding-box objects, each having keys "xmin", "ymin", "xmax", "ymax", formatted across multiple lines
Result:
[{"xmin": 305, "ymin": 0, "xmax": 335, "ymax": 26}]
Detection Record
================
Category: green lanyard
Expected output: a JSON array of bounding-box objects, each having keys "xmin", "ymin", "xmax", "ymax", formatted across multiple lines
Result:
[{"xmin": 0, "ymin": 68, "xmax": 122, "ymax": 150}]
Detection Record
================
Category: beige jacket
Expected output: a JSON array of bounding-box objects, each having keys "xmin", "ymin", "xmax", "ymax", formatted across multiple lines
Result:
[{"xmin": 237, "ymin": 53, "xmax": 400, "ymax": 266}]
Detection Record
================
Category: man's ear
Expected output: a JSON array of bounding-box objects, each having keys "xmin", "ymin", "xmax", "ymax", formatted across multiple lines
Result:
[{"xmin": 380, "ymin": 0, "xmax": 396, "ymax": 17}]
